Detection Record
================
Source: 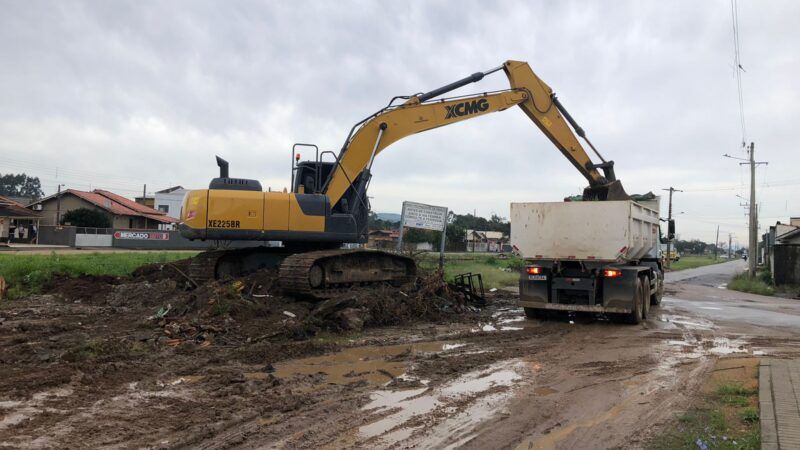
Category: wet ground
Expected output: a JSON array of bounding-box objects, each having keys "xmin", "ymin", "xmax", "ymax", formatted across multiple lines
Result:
[{"xmin": 2, "ymin": 259, "xmax": 799, "ymax": 448}]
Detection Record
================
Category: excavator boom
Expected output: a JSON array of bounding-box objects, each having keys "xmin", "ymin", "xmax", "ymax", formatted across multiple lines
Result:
[{"xmin": 322, "ymin": 60, "xmax": 627, "ymax": 210}]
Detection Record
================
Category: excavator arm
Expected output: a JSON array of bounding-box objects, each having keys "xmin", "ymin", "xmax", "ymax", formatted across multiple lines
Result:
[{"xmin": 322, "ymin": 60, "xmax": 628, "ymax": 209}]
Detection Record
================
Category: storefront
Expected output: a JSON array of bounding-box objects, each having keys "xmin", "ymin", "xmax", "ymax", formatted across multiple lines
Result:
[{"xmin": 0, "ymin": 196, "xmax": 42, "ymax": 245}]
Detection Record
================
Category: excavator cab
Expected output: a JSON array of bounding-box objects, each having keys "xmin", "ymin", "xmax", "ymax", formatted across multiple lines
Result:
[{"xmin": 292, "ymin": 161, "xmax": 335, "ymax": 194}]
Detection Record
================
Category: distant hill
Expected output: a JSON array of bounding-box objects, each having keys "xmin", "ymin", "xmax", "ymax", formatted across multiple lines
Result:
[{"xmin": 376, "ymin": 212, "xmax": 401, "ymax": 222}]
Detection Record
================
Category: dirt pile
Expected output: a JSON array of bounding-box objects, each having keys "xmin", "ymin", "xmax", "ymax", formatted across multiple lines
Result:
[{"xmin": 40, "ymin": 261, "xmax": 480, "ymax": 348}]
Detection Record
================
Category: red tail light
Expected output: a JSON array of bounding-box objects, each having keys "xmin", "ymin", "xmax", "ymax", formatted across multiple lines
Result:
[
  {"xmin": 603, "ymin": 269, "xmax": 622, "ymax": 278},
  {"xmin": 526, "ymin": 266, "xmax": 542, "ymax": 275}
]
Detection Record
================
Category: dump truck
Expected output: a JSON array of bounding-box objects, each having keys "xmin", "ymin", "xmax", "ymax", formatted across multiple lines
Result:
[{"xmin": 511, "ymin": 198, "xmax": 664, "ymax": 324}]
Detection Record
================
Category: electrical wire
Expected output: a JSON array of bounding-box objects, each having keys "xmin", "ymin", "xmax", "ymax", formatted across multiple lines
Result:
[{"xmin": 730, "ymin": 0, "xmax": 747, "ymax": 147}]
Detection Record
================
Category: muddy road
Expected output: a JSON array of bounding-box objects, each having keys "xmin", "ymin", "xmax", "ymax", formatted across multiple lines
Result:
[{"xmin": 2, "ymin": 260, "xmax": 799, "ymax": 449}]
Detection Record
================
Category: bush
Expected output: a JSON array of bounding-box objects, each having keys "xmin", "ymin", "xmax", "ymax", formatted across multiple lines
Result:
[{"xmin": 60, "ymin": 208, "xmax": 111, "ymax": 228}]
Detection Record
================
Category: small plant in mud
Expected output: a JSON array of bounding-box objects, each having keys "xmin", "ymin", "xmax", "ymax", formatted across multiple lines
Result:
[
  {"xmin": 64, "ymin": 340, "xmax": 106, "ymax": 361},
  {"xmin": 211, "ymin": 299, "xmax": 233, "ymax": 316},
  {"xmin": 740, "ymin": 407, "xmax": 759, "ymax": 423}
]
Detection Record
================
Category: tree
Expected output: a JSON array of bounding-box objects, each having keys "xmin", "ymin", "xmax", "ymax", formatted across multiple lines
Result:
[
  {"xmin": 368, "ymin": 212, "xmax": 400, "ymax": 230},
  {"xmin": 0, "ymin": 173, "xmax": 45, "ymax": 199},
  {"xmin": 60, "ymin": 208, "xmax": 112, "ymax": 228}
]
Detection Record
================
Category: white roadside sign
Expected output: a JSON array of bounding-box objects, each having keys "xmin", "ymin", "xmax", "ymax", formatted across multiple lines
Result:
[{"xmin": 401, "ymin": 201, "xmax": 448, "ymax": 231}]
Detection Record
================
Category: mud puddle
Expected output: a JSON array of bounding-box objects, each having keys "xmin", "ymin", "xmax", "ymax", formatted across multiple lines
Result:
[
  {"xmin": 358, "ymin": 359, "xmax": 528, "ymax": 448},
  {"xmin": 273, "ymin": 341, "xmax": 466, "ymax": 386}
]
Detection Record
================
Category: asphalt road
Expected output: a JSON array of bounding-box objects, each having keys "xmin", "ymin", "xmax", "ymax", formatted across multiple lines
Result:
[
  {"xmin": 665, "ymin": 258, "xmax": 746, "ymax": 285},
  {"xmin": 664, "ymin": 260, "xmax": 800, "ymax": 332}
]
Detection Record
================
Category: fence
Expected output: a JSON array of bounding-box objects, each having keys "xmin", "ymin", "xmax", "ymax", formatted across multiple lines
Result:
[
  {"xmin": 773, "ymin": 245, "xmax": 800, "ymax": 285},
  {"xmin": 38, "ymin": 225, "xmax": 76, "ymax": 246},
  {"xmin": 37, "ymin": 225, "xmax": 263, "ymax": 251},
  {"xmin": 75, "ymin": 227, "xmax": 114, "ymax": 247}
]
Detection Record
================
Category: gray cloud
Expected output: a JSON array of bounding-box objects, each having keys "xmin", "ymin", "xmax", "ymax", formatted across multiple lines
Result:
[{"xmin": 1, "ymin": 0, "xmax": 797, "ymax": 245}]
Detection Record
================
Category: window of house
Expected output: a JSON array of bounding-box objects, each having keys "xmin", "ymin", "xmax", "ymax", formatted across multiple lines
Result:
[{"xmin": 157, "ymin": 205, "xmax": 169, "ymax": 213}]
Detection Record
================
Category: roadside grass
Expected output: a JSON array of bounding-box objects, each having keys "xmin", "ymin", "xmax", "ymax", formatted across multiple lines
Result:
[
  {"xmin": 728, "ymin": 270, "xmax": 800, "ymax": 298},
  {"xmin": 647, "ymin": 358, "xmax": 760, "ymax": 450},
  {"xmin": 0, "ymin": 251, "xmax": 199, "ymax": 299},
  {"xmin": 728, "ymin": 271, "xmax": 775, "ymax": 296},
  {"xmin": 417, "ymin": 253, "xmax": 523, "ymax": 289},
  {"xmin": 669, "ymin": 255, "xmax": 729, "ymax": 271}
]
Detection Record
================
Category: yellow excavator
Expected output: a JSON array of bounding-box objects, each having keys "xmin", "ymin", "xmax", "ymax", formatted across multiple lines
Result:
[{"xmin": 179, "ymin": 60, "xmax": 628, "ymax": 298}]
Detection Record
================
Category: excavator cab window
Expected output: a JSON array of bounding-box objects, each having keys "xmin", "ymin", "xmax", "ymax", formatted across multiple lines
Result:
[{"xmin": 293, "ymin": 161, "xmax": 336, "ymax": 194}]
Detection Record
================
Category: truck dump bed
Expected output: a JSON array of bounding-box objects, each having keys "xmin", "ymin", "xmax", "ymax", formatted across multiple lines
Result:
[{"xmin": 510, "ymin": 200, "xmax": 660, "ymax": 262}]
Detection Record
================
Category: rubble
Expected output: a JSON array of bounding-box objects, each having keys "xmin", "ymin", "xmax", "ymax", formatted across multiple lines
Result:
[{"xmin": 35, "ymin": 259, "xmax": 484, "ymax": 347}]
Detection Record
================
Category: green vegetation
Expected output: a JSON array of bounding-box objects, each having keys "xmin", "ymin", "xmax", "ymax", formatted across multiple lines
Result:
[
  {"xmin": 418, "ymin": 253, "xmax": 524, "ymax": 289},
  {"xmin": 60, "ymin": 207, "xmax": 112, "ymax": 228},
  {"xmin": 369, "ymin": 211, "xmax": 510, "ymax": 250},
  {"xmin": 0, "ymin": 251, "xmax": 198, "ymax": 299},
  {"xmin": 727, "ymin": 270, "xmax": 800, "ymax": 297},
  {"xmin": 728, "ymin": 271, "xmax": 775, "ymax": 296},
  {"xmin": 648, "ymin": 381, "xmax": 759, "ymax": 449},
  {"xmin": 668, "ymin": 255, "xmax": 727, "ymax": 271}
]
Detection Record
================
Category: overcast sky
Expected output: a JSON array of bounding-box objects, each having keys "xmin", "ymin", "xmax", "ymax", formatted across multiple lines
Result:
[{"xmin": 1, "ymin": 0, "xmax": 798, "ymax": 245}]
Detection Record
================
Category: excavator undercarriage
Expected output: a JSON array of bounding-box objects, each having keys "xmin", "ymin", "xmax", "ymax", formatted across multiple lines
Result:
[{"xmin": 187, "ymin": 247, "xmax": 416, "ymax": 300}]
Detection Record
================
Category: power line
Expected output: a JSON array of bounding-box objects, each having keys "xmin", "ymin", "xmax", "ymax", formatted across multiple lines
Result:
[{"xmin": 730, "ymin": 0, "xmax": 747, "ymax": 147}]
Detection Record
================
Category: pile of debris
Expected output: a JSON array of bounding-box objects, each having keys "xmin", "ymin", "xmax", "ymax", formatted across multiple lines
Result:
[{"xmin": 42, "ymin": 259, "xmax": 484, "ymax": 348}]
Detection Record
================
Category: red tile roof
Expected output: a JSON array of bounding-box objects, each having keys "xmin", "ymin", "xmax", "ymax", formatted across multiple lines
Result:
[
  {"xmin": 0, "ymin": 195, "xmax": 42, "ymax": 218},
  {"xmin": 93, "ymin": 189, "xmax": 165, "ymax": 215},
  {"xmin": 32, "ymin": 189, "xmax": 178, "ymax": 224}
]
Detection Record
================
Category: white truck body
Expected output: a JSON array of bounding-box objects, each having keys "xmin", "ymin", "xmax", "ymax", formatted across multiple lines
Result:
[
  {"xmin": 512, "ymin": 198, "xmax": 665, "ymax": 323},
  {"xmin": 510, "ymin": 200, "xmax": 660, "ymax": 262}
]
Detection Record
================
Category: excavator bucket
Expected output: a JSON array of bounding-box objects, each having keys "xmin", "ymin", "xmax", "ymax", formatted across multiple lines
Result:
[{"xmin": 582, "ymin": 180, "xmax": 630, "ymax": 201}]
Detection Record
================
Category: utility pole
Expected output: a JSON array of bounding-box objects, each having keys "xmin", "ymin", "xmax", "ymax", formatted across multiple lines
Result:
[
  {"xmin": 747, "ymin": 142, "xmax": 756, "ymax": 273},
  {"xmin": 724, "ymin": 143, "xmax": 767, "ymax": 276},
  {"xmin": 714, "ymin": 225, "xmax": 720, "ymax": 260},
  {"xmin": 55, "ymin": 184, "xmax": 65, "ymax": 226},
  {"xmin": 662, "ymin": 187, "xmax": 682, "ymax": 269},
  {"xmin": 728, "ymin": 233, "xmax": 732, "ymax": 260}
]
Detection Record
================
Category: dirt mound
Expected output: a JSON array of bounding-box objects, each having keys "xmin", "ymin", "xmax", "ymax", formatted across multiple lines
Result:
[
  {"xmin": 43, "ymin": 274, "xmax": 122, "ymax": 304},
  {"xmin": 131, "ymin": 258, "xmax": 194, "ymax": 285},
  {"xmin": 37, "ymin": 259, "xmax": 481, "ymax": 355}
]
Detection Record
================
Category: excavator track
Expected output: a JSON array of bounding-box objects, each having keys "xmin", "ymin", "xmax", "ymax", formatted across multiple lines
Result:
[
  {"xmin": 279, "ymin": 249, "xmax": 416, "ymax": 300},
  {"xmin": 187, "ymin": 247, "xmax": 416, "ymax": 300},
  {"xmin": 187, "ymin": 246, "xmax": 291, "ymax": 285}
]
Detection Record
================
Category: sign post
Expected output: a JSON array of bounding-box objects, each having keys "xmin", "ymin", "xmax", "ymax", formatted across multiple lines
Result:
[{"xmin": 396, "ymin": 201, "xmax": 449, "ymax": 271}]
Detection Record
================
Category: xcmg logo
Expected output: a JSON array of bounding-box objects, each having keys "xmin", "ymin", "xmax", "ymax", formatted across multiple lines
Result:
[{"xmin": 444, "ymin": 98, "xmax": 489, "ymax": 119}]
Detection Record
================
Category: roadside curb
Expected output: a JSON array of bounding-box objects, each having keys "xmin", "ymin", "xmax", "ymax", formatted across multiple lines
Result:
[{"xmin": 760, "ymin": 358, "xmax": 800, "ymax": 449}]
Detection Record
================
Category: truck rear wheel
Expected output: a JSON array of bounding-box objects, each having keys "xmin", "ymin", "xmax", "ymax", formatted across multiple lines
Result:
[
  {"xmin": 622, "ymin": 278, "xmax": 644, "ymax": 325},
  {"xmin": 524, "ymin": 307, "xmax": 548, "ymax": 320},
  {"xmin": 641, "ymin": 275, "xmax": 650, "ymax": 319},
  {"xmin": 651, "ymin": 275, "xmax": 663, "ymax": 306}
]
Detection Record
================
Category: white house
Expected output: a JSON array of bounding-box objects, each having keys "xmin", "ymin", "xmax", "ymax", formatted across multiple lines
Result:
[{"xmin": 154, "ymin": 186, "xmax": 190, "ymax": 219}]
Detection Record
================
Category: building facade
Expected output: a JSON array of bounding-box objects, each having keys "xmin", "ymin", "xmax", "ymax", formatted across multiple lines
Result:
[
  {"xmin": 153, "ymin": 186, "xmax": 190, "ymax": 218},
  {"xmin": 27, "ymin": 189, "xmax": 178, "ymax": 230}
]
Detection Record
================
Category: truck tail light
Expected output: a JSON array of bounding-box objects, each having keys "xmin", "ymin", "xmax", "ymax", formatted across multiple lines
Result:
[
  {"xmin": 526, "ymin": 266, "xmax": 542, "ymax": 275},
  {"xmin": 603, "ymin": 269, "xmax": 622, "ymax": 278}
]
